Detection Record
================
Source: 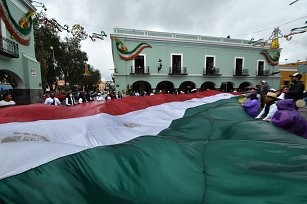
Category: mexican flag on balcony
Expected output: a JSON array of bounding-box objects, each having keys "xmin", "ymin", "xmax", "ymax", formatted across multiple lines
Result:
[{"xmin": 0, "ymin": 91, "xmax": 307, "ymax": 204}]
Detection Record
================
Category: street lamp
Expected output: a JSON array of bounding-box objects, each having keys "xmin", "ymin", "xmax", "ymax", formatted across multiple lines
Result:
[{"xmin": 50, "ymin": 46, "xmax": 58, "ymax": 92}]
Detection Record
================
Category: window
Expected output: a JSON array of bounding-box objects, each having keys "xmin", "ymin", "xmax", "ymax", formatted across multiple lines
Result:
[
  {"xmin": 133, "ymin": 54, "xmax": 146, "ymax": 74},
  {"xmin": 234, "ymin": 57, "xmax": 244, "ymax": 75},
  {"xmin": 257, "ymin": 60, "xmax": 265, "ymax": 75},
  {"xmin": 205, "ymin": 55, "xmax": 216, "ymax": 75},
  {"xmin": 171, "ymin": 54, "xmax": 183, "ymax": 74}
]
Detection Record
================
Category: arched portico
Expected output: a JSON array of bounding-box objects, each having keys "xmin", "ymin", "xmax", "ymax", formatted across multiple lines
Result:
[
  {"xmin": 200, "ymin": 81, "xmax": 216, "ymax": 91},
  {"xmin": 179, "ymin": 81, "xmax": 196, "ymax": 93},
  {"xmin": 156, "ymin": 81, "xmax": 175, "ymax": 93},
  {"xmin": 131, "ymin": 81, "xmax": 152, "ymax": 95},
  {"xmin": 220, "ymin": 82, "xmax": 234, "ymax": 92},
  {"xmin": 238, "ymin": 81, "xmax": 252, "ymax": 92}
]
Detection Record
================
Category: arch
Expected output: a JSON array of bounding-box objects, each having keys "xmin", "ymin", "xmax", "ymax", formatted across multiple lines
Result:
[
  {"xmin": 131, "ymin": 81, "xmax": 151, "ymax": 95},
  {"xmin": 156, "ymin": 81, "xmax": 175, "ymax": 94},
  {"xmin": 179, "ymin": 81, "xmax": 196, "ymax": 94},
  {"xmin": 220, "ymin": 82, "xmax": 234, "ymax": 92},
  {"xmin": 200, "ymin": 81, "xmax": 216, "ymax": 91},
  {"xmin": 0, "ymin": 69, "xmax": 24, "ymax": 89},
  {"xmin": 238, "ymin": 81, "xmax": 252, "ymax": 92}
]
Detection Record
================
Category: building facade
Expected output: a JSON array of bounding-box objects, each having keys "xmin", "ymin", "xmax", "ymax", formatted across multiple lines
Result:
[
  {"xmin": 0, "ymin": 0, "xmax": 42, "ymax": 104},
  {"xmin": 111, "ymin": 28, "xmax": 280, "ymax": 94},
  {"xmin": 279, "ymin": 61, "xmax": 307, "ymax": 90}
]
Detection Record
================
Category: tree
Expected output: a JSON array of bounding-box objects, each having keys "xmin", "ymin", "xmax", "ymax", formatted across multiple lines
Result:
[
  {"xmin": 33, "ymin": 12, "xmax": 101, "ymax": 92},
  {"xmin": 56, "ymin": 37, "xmax": 88, "ymax": 88},
  {"xmin": 34, "ymin": 12, "xmax": 61, "ymax": 89},
  {"xmin": 82, "ymin": 64, "xmax": 101, "ymax": 91}
]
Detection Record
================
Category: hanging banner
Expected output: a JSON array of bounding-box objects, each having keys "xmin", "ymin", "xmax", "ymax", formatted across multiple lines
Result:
[
  {"xmin": 0, "ymin": 0, "xmax": 33, "ymax": 45},
  {"xmin": 115, "ymin": 37, "xmax": 152, "ymax": 61},
  {"xmin": 260, "ymin": 28, "xmax": 282, "ymax": 66}
]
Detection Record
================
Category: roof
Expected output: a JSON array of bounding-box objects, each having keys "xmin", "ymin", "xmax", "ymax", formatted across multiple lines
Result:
[{"xmin": 112, "ymin": 28, "xmax": 272, "ymax": 50}]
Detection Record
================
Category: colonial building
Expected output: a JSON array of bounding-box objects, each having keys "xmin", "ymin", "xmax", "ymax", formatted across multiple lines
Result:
[
  {"xmin": 111, "ymin": 28, "xmax": 280, "ymax": 94},
  {"xmin": 0, "ymin": 0, "xmax": 42, "ymax": 104}
]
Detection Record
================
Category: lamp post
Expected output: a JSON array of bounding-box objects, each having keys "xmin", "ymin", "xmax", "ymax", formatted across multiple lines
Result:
[{"xmin": 50, "ymin": 46, "xmax": 58, "ymax": 92}]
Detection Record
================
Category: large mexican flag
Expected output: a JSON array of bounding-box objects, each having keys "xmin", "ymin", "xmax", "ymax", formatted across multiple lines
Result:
[{"xmin": 0, "ymin": 91, "xmax": 307, "ymax": 204}]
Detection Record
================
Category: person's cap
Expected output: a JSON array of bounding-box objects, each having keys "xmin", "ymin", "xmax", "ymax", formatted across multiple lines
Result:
[
  {"xmin": 97, "ymin": 93, "xmax": 101, "ymax": 96},
  {"xmin": 269, "ymin": 88, "xmax": 277, "ymax": 92},
  {"xmin": 261, "ymin": 80, "xmax": 266, "ymax": 83},
  {"xmin": 289, "ymin": 73, "xmax": 302, "ymax": 79},
  {"xmin": 266, "ymin": 92, "xmax": 278, "ymax": 99}
]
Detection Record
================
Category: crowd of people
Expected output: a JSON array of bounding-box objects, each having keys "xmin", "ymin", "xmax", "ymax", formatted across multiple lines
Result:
[
  {"xmin": 241, "ymin": 73, "xmax": 306, "ymax": 138},
  {"xmin": 1, "ymin": 73, "xmax": 307, "ymax": 139},
  {"xmin": 43, "ymin": 90, "xmax": 127, "ymax": 106}
]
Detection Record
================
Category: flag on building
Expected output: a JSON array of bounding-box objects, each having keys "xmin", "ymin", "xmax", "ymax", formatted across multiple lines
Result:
[{"xmin": 0, "ymin": 91, "xmax": 307, "ymax": 204}]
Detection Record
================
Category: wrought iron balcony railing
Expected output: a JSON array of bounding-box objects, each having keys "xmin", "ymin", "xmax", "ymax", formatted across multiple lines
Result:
[
  {"xmin": 203, "ymin": 67, "xmax": 221, "ymax": 76},
  {"xmin": 257, "ymin": 70, "xmax": 270, "ymax": 76},
  {"xmin": 130, "ymin": 66, "xmax": 150, "ymax": 75},
  {"xmin": 168, "ymin": 67, "xmax": 188, "ymax": 75},
  {"xmin": 0, "ymin": 36, "xmax": 19, "ymax": 58},
  {"xmin": 234, "ymin": 69, "xmax": 249, "ymax": 76}
]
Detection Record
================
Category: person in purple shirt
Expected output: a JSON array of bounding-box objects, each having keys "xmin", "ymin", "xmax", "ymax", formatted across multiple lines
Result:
[
  {"xmin": 242, "ymin": 93, "xmax": 259, "ymax": 117},
  {"xmin": 271, "ymin": 99, "xmax": 307, "ymax": 138}
]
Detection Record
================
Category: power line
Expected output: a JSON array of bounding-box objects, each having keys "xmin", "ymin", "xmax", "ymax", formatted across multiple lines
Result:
[
  {"xmin": 44, "ymin": 7, "xmax": 113, "ymax": 31},
  {"xmin": 233, "ymin": 14, "xmax": 307, "ymax": 37}
]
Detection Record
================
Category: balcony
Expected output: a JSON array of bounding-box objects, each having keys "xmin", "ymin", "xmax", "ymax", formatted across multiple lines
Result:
[
  {"xmin": 130, "ymin": 66, "xmax": 150, "ymax": 75},
  {"xmin": 203, "ymin": 67, "xmax": 221, "ymax": 76},
  {"xmin": 257, "ymin": 70, "xmax": 270, "ymax": 76},
  {"xmin": 234, "ymin": 69, "xmax": 249, "ymax": 76},
  {"xmin": 0, "ymin": 36, "xmax": 19, "ymax": 58},
  {"xmin": 168, "ymin": 67, "xmax": 188, "ymax": 75}
]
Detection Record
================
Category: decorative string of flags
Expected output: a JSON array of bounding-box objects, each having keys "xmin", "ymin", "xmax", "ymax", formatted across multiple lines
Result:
[
  {"xmin": 43, "ymin": 18, "xmax": 70, "ymax": 33},
  {"xmin": 284, "ymin": 21, "xmax": 307, "ymax": 41},
  {"xmin": 89, "ymin": 31, "xmax": 107, "ymax": 42}
]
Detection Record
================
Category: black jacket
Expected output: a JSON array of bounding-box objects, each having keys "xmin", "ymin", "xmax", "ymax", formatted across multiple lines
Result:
[{"xmin": 286, "ymin": 81, "xmax": 305, "ymax": 101}]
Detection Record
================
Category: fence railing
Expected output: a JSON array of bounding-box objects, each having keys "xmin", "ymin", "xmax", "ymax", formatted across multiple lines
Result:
[
  {"xmin": 257, "ymin": 69, "xmax": 270, "ymax": 76},
  {"xmin": 234, "ymin": 69, "xmax": 249, "ymax": 76},
  {"xmin": 203, "ymin": 67, "xmax": 221, "ymax": 76},
  {"xmin": 130, "ymin": 66, "xmax": 150, "ymax": 75},
  {"xmin": 168, "ymin": 67, "xmax": 187, "ymax": 75}
]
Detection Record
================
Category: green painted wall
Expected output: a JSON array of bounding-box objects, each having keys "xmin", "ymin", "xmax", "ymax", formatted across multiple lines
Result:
[
  {"xmin": 112, "ymin": 29, "xmax": 280, "ymax": 92},
  {"xmin": 0, "ymin": 0, "xmax": 42, "ymax": 104}
]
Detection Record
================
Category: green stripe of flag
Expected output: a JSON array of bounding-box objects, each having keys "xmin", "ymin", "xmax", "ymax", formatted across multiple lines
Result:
[{"xmin": 1, "ymin": 98, "xmax": 307, "ymax": 204}]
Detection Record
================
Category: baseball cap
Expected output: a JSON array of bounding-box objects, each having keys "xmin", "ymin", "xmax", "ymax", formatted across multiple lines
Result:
[
  {"xmin": 289, "ymin": 73, "xmax": 302, "ymax": 79},
  {"xmin": 269, "ymin": 88, "xmax": 277, "ymax": 92}
]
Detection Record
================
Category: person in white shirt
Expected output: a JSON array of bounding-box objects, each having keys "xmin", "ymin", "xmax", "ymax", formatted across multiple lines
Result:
[
  {"xmin": 0, "ymin": 93, "xmax": 16, "ymax": 107},
  {"xmin": 255, "ymin": 92, "xmax": 279, "ymax": 121},
  {"xmin": 65, "ymin": 92, "xmax": 76, "ymax": 106},
  {"xmin": 96, "ymin": 92, "xmax": 105, "ymax": 101},
  {"xmin": 44, "ymin": 92, "xmax": 61, "ymax": 106},
  {"xmin": 277, "ymin": 86, "xmax": 288, "ymax": 100}
]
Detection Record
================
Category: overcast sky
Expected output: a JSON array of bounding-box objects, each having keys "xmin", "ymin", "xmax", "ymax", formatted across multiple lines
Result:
[{"xmin": 38, "ymin": 0, "xmax": 307, "ymax": 81}]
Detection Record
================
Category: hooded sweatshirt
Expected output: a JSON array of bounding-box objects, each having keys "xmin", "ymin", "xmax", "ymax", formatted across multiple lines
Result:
[{"xmin": 271, "ymin": 99, "xmax": 307, "ymax": 138}]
